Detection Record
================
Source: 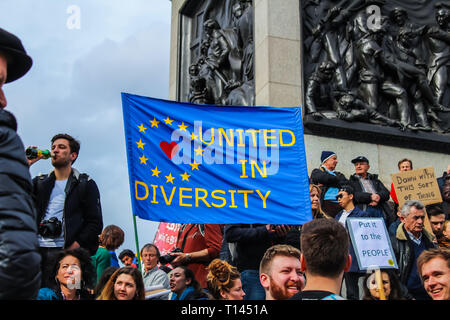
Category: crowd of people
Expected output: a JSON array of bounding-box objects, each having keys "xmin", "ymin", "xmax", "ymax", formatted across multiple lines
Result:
[{"xmin": 0, "ymin": 27, "xmax": 449, "ymax": 302}]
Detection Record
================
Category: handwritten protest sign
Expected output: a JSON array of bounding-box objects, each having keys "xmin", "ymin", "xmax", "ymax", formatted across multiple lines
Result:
[
  {"xmin": 347, "ymin": 218, "xmax": 398, "ymax": 270},
  {"xmin": 391, "ymin": 167, "xmax": 442, "ymax": 208}
]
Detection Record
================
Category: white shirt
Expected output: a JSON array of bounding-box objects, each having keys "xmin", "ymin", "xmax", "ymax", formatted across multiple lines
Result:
[
  {"xmin": 38, "ymin": 179, "xmax": 67, "ymax": 248},
  {"xmin": 338, "ymin": 209, "xmax": 353, "ymax": 226}
]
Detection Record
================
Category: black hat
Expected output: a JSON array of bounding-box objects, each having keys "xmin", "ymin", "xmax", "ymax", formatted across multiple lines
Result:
[
  {"xmin": 351, "ymin": 156, "xmax": 369, "ymax": 164},
  {"xmin": 0, "ymin": 28, "xmax": 32, "ymax": 83}
]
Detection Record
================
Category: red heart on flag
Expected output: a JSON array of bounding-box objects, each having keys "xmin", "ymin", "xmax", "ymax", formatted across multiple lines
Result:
[{"xmin": 160, "ymin": 141, "xmax": 179, "ymax": 160}]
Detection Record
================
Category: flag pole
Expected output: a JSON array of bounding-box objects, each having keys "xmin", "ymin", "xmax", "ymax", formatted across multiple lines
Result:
[{"xmin": 132, "ymin": 213, "xmax": 142, "ymax": 271}]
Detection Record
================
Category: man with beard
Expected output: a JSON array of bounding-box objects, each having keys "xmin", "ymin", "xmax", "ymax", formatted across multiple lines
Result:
[
  {"xmin": 30, "ymin": 133, "xmax": 103, "ymax": 287},
  {"xmin": 259, "ymin": 244, "xmax": 305, "ymax": 300}
]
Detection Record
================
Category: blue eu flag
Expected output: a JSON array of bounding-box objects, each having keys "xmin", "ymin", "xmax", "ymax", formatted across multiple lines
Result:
[{"xmin": 121, "ymin": 93, "xmax": 312, "ymax": 224}]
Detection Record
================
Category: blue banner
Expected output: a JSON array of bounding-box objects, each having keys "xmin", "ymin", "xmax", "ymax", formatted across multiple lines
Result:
[{"xmin": 121, "ymin": 93, "xmax": 312, "ymax": 224}]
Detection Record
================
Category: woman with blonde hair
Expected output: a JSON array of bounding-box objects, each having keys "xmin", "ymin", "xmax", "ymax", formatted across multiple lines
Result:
[
  {"xmin": 310, "ymin": 184, "xmax": 330, "ymax": 219},
  {"xmin": 97, "ymin": 266, "xmax": 145, "ymax": 300},
  {"xmin": 207, "ymin": 259, "xmax": 245, "ymax": 300}
]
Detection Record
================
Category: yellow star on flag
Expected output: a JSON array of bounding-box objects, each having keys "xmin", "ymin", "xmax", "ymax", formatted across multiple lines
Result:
[
  {"xmin": 189, "ymin": 161, "xmax": 200, "ymax": 171},
  {"xmin": 178, "ymin": 122, "xmax": 188, "ymax": 131},
  {"xmin": 138, "ymin": 123, "xmax": 147, "ymax": 133},
  {"xmin": 180, "ymin": 171, "xmax": 191, "ymax": 181},
  {"xmin": 194, "ymin": 146, "xmax": 204, "ymax": 156},
  {"xmin": 151, "ymin": 166, "xmax": 161, "ymax": 177},
  {"xmin": 150, "ymin": 117, "xmax": 160, "ymax": 128},
  {"xmin": 190, "ymin": 132, "xmax": 198, "ymax": 141},
  {"xmin": 136, "ymin": 139, "xmax": 146, "ymax": 150},
  {"xmin": 139, "ymin": 154, "xmax": 149, "ymax": 165},
  {"xmin": 165, "ymin": 173, "xmax": 175, "ymax": 184},
  {"xmin": 163, "ymin": 116, "xmax": 174, "ymax": 126}
]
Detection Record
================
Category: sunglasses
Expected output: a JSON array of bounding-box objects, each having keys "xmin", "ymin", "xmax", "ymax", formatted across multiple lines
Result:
[{"xmin": 336, "ymin": 194, "xmax": 344, "ymax": 200}]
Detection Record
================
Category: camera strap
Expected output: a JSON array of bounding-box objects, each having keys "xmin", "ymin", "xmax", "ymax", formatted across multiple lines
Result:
[{"xmin": 178, "ymin": 224, "xmax": 197, "ymax": 252}]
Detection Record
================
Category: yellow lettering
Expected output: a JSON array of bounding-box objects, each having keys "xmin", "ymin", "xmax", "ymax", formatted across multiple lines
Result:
[
  {"xmin": 256, "ymin": 190, "xmax": 271, "ymax": 208},
  {"xmin": 160, "ymin": 186, "xmax": 176, "ymax": 205},
  {"xmin": 228, "ymin": 190, "xmax": 238, "ymax": 208},
  {"xmin": 235, "ymin": 129, "xmax": 245, "ymax": 147},
  {"xmin": 279, "ymin": 129, "xmax": 295, "ymax": 147},
  {"xmin": 263, "ymin": 129, "xmax": 277, "ymax": 147},
  {"xmin": 218, "ymin": 128, "xmax": 234, "ymax": 147},
  {"xmin": 211, "ymin": 190, "xmax": 226, "ymax": 208},
  {"xmin": 251, "ymin": 160, "xmax": 267, "ymax": 178},
  {"xmin": 199, "ymin": 126, "xmax": 215, "ymax": 145},
  {"xmin": 245, "ymin": 129, "xmax": 259, "ymax": 147},
  {"xmin": 135, "ymin": 181, "xmax": 149, "ymax": 200},
  {"xmin": 179, "ymin": 188, "xmax": 192, "ymax": 207},
  {"xmin": 238, "ymin": 190, "xmax": 254, "ymax": 208},
  {"xmin": 195, "ymin": 188, "xmax": 211, "ymax": 207},
  {"xmin": 240, "ymin": 159, "xmax": 249, "ymax": 178},
  {"xmin": 150, "ymin": 184, "xmax": 158, "ymax": 204}
]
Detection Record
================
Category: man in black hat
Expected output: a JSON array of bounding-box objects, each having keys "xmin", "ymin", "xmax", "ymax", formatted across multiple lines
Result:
[
  {"xmin": 0, "ymin": 27, "xmax": 41, "ymax": 299},
  {"xmin": 348, "ymin": 156, "xmax": 394, "ymax": 227}
]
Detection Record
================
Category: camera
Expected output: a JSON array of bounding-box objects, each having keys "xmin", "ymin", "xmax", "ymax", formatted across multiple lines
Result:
[
  {"xmin": 159, "ymin": 247, "xmax": 183, "ymax": 265},
  {"xmin": 39, "ymin": 217, "xmax": 62, "ymax": 238}
]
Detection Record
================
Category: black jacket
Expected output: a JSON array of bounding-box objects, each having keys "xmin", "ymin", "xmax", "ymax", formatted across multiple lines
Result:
[
  {"xmin": 32, "ymin": 169, "xmax": 103, "ymax": 255},
  {"xmin": 348, "ymin": 173, "xmax": 394, "ymax": 225},
  {"xmin": 224, "ymin": 224, "xmax": 300, "ymax": 272},
  {"xmin": 0, "ymin": 109, "xmax": 41, "ymax": 299},
  {"xmin": 310, "ymin": 167, "xmax": 348, "ymax": 201}
]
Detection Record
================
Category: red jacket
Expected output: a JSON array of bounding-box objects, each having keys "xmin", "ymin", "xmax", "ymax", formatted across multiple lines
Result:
[{"xmin": 176, "ymin": 224, "xmax": 222, "ymax": 288}]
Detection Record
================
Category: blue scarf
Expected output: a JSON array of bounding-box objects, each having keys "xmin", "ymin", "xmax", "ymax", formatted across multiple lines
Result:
[
  {"xmin": 322, "ymin": 166, "xmax": 338, "ymax": 202},
  {"xmin": 170, "ymin": 285, "xmax": 195, "ymax": 300}
]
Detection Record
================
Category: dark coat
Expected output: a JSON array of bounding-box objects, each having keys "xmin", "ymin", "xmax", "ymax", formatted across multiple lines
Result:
[
  {"xmin": 32, "ymin": 169, "xmax": 103, "ymax": 255},
  {"xmin": 0, "ymin": 109, "xmax": 41, "ymax": 299},
  {"xmin": 310, "ymin": 167, "xmax": 348, "ymax": 201},
  {"xmin": 225, "ymin": 224, "xmax": 300, "ymax": 272},
  {"xmin": 348, "ymin": 173, "xmax": 395, "ymax": 225},
  {"xmin": 390, "ymin": 223, "xmax": 436, "ymax": 298}
]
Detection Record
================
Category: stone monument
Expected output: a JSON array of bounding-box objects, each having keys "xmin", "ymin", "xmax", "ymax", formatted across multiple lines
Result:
[{"xmin": 169, "ymin": 0, "xmax": 449, "ymax": 185}]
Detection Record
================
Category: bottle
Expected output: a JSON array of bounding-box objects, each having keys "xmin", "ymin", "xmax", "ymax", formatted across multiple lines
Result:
[{"xmin": 25, "ymin": 147, "xmax": 52, "ymax": 160}]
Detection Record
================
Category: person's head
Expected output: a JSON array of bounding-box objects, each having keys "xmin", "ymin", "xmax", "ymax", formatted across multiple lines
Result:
[
  {"xmin": 310, "ymin": 184, "xmax": 328, "ymax": 218},
  {"xmin": 232, "ymin": 1, "xmax": 243, "ymax": 18},
  {"xmin": 207, "ymin": 259, "xmax": 245, "ymax": 300},
  {"xmin": 400, "ymin": 200, "xmax": 426, "ymax": 237},
  {"xmin": 338, "ymin": 94, "xmax": 355, "ymax": 109},
  {"xmin": 203, "ymin": 19, "xmax": 220, "ymax": 35},
  {"xmin": 337, "ymin": 185, "xmax": 355, "ymax": 210},
  {"xmin": 259, "ymin": 245, "xmax": 304, "ymax": 300},
  {"xmin": 351, "ymin": 156, "xmax": 370, "ymax": 178},
  {"xmin": 321, "ymin": 151, "xmax": 337, "ymax": 171},
  {"xmin": 99, "ymin": 225, "xmax": 124, "ymax": 251},
  {"xmin": 435, "ymin": 3, "xmax": 450, "ymax": 27},
  {"xmin": 0, "ymin": 28, "xmax": 33, "ymax": 109},
  {"xmin": 362, "ymin": 269, "xmax": 405, "ymax": 300},
  {"xmin": 50, "ymin": 248, "xmax": 95, "ymax": 294},
  {"xmin": 97, "ymin": 267, "xmax": 145, "ymax": 300},
  {"xmin": 427, "ymin": 205, "xmax": 446, "ymax": 237},
  {"xmin": 140, "ymin": 243, "xmax": 160, "ymax": 272},
  {"xmin": 318, "ymin": 61, "xmax": 335, "ymax": 81},
  {"xmin": 94, "ymin": 266, "xmax": 118, "ymax": 298},
  {"xmin": 443, "ymin": 221, "xmax": 450, "ymax": 240},
  {"xmin": 51, "ymin": 133, "xmax": 80, "ymax": 167},
  {"xmin": 119, "ymin": 249, "xmax": 135, "ymax": 267},
  {"xmin": 169, "ymin": 266, "xmax": 201, "ymax": 296},
  {"xmin": 417, "ymin": 248, "xmax": 450, "ymax": 300},
  {"xmin": 300, "ymin": 219, "xmax": 351, "ymax": 279},
  {"xmin": 398, "ymin": 158, "xmax": 413, "ymax": 171},
  {"xmin": 390, "ymin": 7, "xmax": 407, "ymax": 26}
]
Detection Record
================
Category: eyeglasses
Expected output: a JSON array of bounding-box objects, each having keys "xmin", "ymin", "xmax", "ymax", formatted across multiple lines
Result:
[{"xmin": 336, "ymin": 194, "xmax": 344, "ymax": 200}]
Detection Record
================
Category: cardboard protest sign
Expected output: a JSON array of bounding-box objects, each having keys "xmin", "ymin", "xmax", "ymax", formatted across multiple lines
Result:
[
  {"xmin": 347, "ymin": 218, "xmax": 398, "ymax": 271},
  {"xmin": 391, "ymin": 167, "xmax": 442, "ymax": 208}
]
